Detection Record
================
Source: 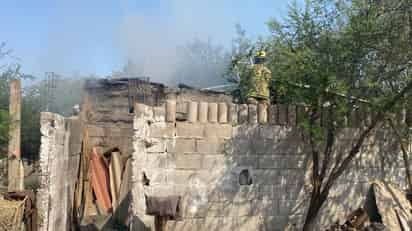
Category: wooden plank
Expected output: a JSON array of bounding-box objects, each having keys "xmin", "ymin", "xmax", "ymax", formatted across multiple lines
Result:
[{"xmin": 8, "ymin": 79, "xmax": 23, "ymax": 191}]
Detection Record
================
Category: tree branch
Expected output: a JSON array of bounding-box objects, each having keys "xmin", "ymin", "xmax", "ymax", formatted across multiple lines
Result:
[{"xmin": 323, "ymin": 78, "xmax": 412, "ymax": 193}]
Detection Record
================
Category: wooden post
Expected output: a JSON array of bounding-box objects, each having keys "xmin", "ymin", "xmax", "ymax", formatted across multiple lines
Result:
[
  {"xmin": 8, "ymin": 79, "xmax": 24, "ymax": 191},
  {"xmin": 154, "ymin": 216, "xmax": 167, "ymax": 231}
]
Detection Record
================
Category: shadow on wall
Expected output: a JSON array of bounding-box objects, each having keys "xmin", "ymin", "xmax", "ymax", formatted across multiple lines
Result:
[{"xmin": 165, "ymin": 124, "xmax": 310, "ymax": 231}]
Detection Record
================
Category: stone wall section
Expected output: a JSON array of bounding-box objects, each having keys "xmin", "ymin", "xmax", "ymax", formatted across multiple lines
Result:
[
  {"xmin": 131, "ymin": 100, "xmax": 408, "ymax": 231},
  {"xmin": 37, "ymin": 112, "xmax": 82, "ymax": 231}
]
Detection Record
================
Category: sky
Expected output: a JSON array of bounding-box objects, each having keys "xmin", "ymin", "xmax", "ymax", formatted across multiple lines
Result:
[{"xmin": 1, "ymin": 0, "xmax": 299, "ymax": 82}]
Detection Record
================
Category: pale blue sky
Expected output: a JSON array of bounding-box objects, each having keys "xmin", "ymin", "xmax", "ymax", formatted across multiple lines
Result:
[{"xmin": 1, "ymin": 0, "xmax": 299, "ymax": 80}]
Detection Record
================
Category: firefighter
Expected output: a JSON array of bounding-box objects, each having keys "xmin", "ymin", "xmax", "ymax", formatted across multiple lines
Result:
[
  {"xmin": 245, "ymin": 51, "xmax": 272, "ymax": 105},
  {"xmin": 246, "ymin": 51, "xmax": 272, "ymax": 104}
]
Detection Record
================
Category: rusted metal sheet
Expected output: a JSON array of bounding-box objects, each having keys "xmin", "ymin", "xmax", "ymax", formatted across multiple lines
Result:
[{"xmin": 90, "ymin": 147, "xmax": 112, "ymax": 214}]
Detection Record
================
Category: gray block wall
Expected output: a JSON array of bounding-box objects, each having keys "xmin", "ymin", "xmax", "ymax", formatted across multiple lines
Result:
[{"xmin": 131, "ymin": 101, "xmax": 408, "ymax": 231}]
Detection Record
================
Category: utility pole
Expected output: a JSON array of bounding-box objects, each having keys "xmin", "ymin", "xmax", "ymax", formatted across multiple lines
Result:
[{"xmin": 8, "ymin": 79, "xmax": 24, "ymax": 191}]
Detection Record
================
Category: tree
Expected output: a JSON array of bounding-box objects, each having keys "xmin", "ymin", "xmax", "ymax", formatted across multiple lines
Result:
[{"xmin": 230, "ymin": 0, "xmax": 412, "ymax": 229}]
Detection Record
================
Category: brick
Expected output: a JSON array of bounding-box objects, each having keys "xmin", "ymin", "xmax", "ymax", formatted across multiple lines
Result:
[
  {"xmin": 238, "ymin": 104, "xmax": 248, "ymax": 124},
  {"xmin": 175, "ymin": 154, "xmax": 203, "ymax": 169},
  {"xmin": 198, "ymin": 102, "xmax": 208, "ymax": 123},
  {"xmin": 196, "ymin": 138, "xmax": 225, "ymax": 154},
  {"xmin": 248, "ymin": 104, "xmax": 258, "ymax": 124},
  {"xmin": 176, "ymin": 122, "xmax": 204, "ymax": 138},
  {"xmin": 167, "ymin": 138, "xmax": 196, "ymax": 153},
  {"xmin": 149, "ymin": 122, "xmax": 175, "ymax": 138},
  {"xmin": 204, "ymin": 124, "xmax": 232, "ymax": 138}
]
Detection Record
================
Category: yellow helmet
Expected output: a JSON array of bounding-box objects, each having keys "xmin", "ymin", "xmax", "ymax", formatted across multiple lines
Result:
[{"xmin": 255, "ymin": 51, "xmax": 266, "ymax": 58}]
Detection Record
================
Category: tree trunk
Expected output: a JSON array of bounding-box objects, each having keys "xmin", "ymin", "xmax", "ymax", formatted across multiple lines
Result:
[{"xmin": 302, "ymin": 184, "xmax": 328, "ymax": 231}]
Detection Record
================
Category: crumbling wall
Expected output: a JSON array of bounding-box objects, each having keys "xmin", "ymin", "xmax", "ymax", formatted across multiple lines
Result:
[
  {"xmin": 37, "ymin": 112, "xmax": 82, "ymax": 231},
  {"xmin": 131, "ymin": 101, "xmax": 408, "ymax": 230}
]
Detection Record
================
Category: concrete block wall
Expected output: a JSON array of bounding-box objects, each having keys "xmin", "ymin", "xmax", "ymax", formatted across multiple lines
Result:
[
  {"xmin": 131, "ymin": 100, "xmax": 408, "ymax": 231},
  {"xmin": 37, "ymin": 112, "xmax": 82, "ymax": 231}
]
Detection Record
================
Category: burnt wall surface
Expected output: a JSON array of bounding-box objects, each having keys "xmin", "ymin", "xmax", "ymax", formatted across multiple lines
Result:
[
  {"xmin": 131, "ymin": 100, "xmax": 409, "ymax": 231},
  {"xmin": 81, "ymin": 78, "xmax": 232, "ymax": 157}
]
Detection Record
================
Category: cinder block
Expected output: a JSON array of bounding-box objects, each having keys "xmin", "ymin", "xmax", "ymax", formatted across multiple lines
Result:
[
  {"xmin": 153, "ymin": 105, "xmax": 166, "ymax": 122},
  {"xmin": 258, "ymin": 103, "xmax": 268, "ymax": 124},
  {"xmin": 253, "ymin": 169, "xmax": 281, "ymax": 185},
  {"xmin": 278, "ymin": 104, "xmax": 288, "ymax": 125},
  {"xmin": 202, "ymin": 155, "xmax": 226, "ymax": 169},
  {"xmin": 188, "ymin": 101, "xmax": 198, "ymax": 123},
  {"xmin": 175, "ymin": 154, "xmax": 203, "ymax": 169},
  {"xmin": 288, "ymin": 105, "xmax": 297, "ymax": 126},
  {"xmin": 233, "ymin": 215, "xmax": 264, "ymax": 230},
  {"xmin": 146, "ymin": 138, "xmax": 167, "ymax": 153},
  {"xmin": 204, "ymin": 124, "xmax": 232, "ymax": 138},
  {"xmin": 176, "ymin": 122, "xmax": 204, "ymax": 138},
  {"xmin": 208, "ymin": 103, "xmax": 218, "ymax": 123},
  {"xmin": 149, "ymin": 122, "xmax": 175, "ymax": 138},
  {"xmin": 228, "ymin": 103, "xmax": 238, "ymax": 125},
  {"xmin": 166, "ymin": 170, "xmax": 197, "ymax": 184},
  {"xmin": 166, "ymin": 100, "xmax": 176, "ymax": 122},
  {"xmin": 176, "ymin": 101, "xmax": 188, "ymax": 121},
  {"xmin": 268, "ymin": 105, "xmax": 278, "ymax": 124},
  {"xmin": 196, "ymin": 138, "xmax": 225, "ymax": 154},
  {"xmin": 166, "ymin": 138, "xmax": 196, "ymax": 153},
  {"xmin": 233, "ymin": 185, "xmax": 260, "ymax": 202},
  {"xmin": 218, "ymin": 103, "xmax": 228, "ymax": 123},
  {"xmin": 198, "ymin": 102, "xmax": 209, "ymax": 123},
  {"xmin": 248, "ymin": 104, "xmax": 258, "ymax": 124},
  {"xmin": 258, "ymin": 155, "xmax": 284, "ymax": 169},
  {"xmin": 146, "ymin": 153, "xmax": 168, "ymax": 168},
  {"xmin": 238, "ymin": 104, "xmax": 248, "ymax": 124},
  {"xmin": 278, "ymin": 200, "xmax": 296, "ymax": 215},
  {"xmin": 87, "ymin": 125, "xmax": 105, "ymax": 137}
]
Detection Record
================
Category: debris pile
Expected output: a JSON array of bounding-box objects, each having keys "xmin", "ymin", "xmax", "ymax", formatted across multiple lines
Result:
[
  {"xmin": 73, "ymin": 132, "xmax": 132, "ymax": 230},
  {"xmin": 326, "ymin": 180, "xmax": 412, "ymax": 231}
]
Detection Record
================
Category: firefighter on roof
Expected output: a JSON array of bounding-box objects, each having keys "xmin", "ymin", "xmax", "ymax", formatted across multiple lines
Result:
[{"xmin": 245, "ymin": 51, "xmax": 272, "ymax": 105}]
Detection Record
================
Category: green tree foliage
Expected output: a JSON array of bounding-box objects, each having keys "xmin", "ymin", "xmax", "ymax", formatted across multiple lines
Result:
[{"xmin": 230, "ymin": 0, "xmax": 412, "ymax": 229}]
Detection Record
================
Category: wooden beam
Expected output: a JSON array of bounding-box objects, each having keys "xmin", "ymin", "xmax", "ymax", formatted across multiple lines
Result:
[{"xmin": 8, "ymin": 79, "xmax": 24, "ymax": 191}]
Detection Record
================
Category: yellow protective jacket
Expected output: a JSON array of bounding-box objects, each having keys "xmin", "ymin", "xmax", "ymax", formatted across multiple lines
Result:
[{"xmin": 245, "ymin": 64, "xmax": 272, "ymax": 100}]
